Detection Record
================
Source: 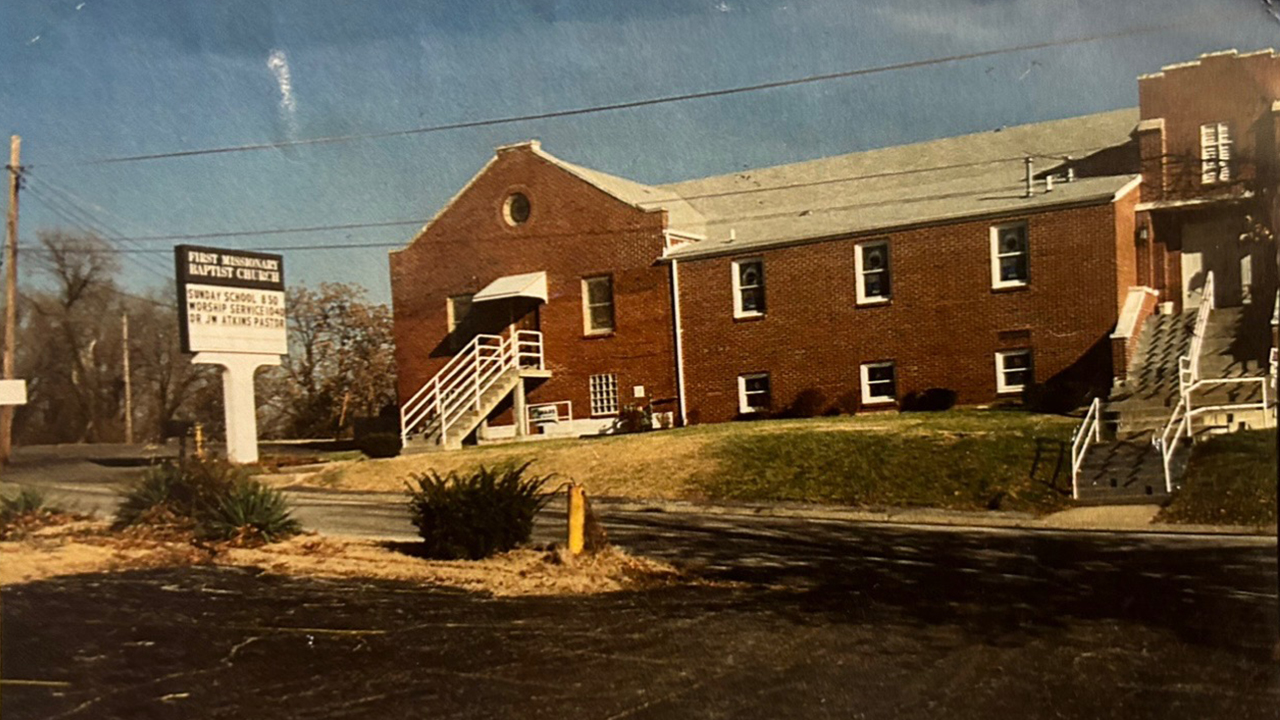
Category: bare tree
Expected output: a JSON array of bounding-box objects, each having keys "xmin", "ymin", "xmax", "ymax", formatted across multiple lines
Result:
[
  {"xmin": 17, "ymin": 230, "xmax": 125, "ymax": 443},
  {"xmin": 259, "ymin": 282, "xmax": 396, "ymax": 438}
]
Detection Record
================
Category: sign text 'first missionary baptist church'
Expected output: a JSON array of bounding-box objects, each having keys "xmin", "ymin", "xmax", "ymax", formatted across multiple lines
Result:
[{"xmin": 175, "ymin": 245, "xmax": 288, "ymax": 356}]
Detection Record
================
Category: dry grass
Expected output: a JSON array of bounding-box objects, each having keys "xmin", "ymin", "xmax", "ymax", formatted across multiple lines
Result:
[
  {"xmin": 293, "ymin": 410, "xmax": 1078, "ymax": 506},
  {"xmin": 0, "ymin": 519, "xmax": 688, "ymax": 596}
]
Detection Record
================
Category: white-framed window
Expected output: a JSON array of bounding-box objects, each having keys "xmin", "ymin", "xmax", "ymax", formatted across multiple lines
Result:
[
  {"xmin": 447, "ymin": 294, "xmax": 474, "ymax": 350},
  {"xmin": 1200, "ymin": 122, "xmax": 1232, "ymax": 185},
  {"xmin": 995, "ymin": 349, "xmax": 1033, "ymax": 394},
  {"xmin": 589, "ymin": 374, "xmax": 619, "ymax": 416},
  {"xmin": 732, "ymin": 258, "xmax": 766, "ymax": 317},
  {"xmin": 990, "ymin": 222, "xmax": 1029, "ymax": 288},
  {"xmin": 860, "ymin": 361, "xmax": 897, "ymax": 404},
  {"xmin": 855, "ymin": 240, "xmax": 891, "ymax": 304},
  {"xmin": 737, "ymin": 373, "xmax": 771, "ymax": 414},
  {"xmin": 582, "ymin": 275, "xmax": 615, "ymax": 335},
  {"xmin": 447, "ymin": 294, "xmax": 473, "ymax": 333}
]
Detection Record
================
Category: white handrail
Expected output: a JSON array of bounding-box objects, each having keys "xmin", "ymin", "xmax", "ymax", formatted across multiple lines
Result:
[
  {"xmin": 400, "ymin": 329, "xmax": 546, "ymax": 445},
  {"xmin": 1070, "ymin": 397, "xmax": 1103, "ymax": 500},
  {"xmin": 1185, "ymin": 271, "xmax": 1214, "ymax": 386},
  {"xmin": 1159, "ymin": 396, "xmax": 1189, "ymax": 495}
]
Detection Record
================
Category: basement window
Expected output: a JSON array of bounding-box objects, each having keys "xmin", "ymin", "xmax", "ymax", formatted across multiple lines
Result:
[
  {"xmin": 582, "ymin": 276, "xmax": 615, "ymax": 335},
  {"xmin": 860, "ymin": 361, "xmax": 897, "ymax": 405},
  {"xmin": 1200, "ymin": 122, "xmax": 1232, "ymax": 185},
  {"xmin": 732, "ymin": 258, "xmax": 766, "ymax": 318},
  {"xmin": 996, "ymin": 349, "xmax": 1033, "ymax": 394},
  {"xmin": 990, "ymin": 222, "xmax": 1029, "ymax": 288},
  {"xmin": 738, "ymin": 373, "xmax": 771, "ymax": 414},
  {"xmin": 590, "ymin": 374, "xmax": 619, "ymax": 416},
  {"xmin": 855, "ymin": 240, "xmax": 891, "ymax": 304}
]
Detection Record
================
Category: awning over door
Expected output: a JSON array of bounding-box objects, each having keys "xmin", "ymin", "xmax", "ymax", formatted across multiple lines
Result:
[{"xmin": 472, "ymin": 271, "xmax": 548, "ymax": 303}]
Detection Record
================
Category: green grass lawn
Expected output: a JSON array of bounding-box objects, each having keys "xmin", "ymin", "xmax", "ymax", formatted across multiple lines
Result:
[
  {"xmin": 1159, "ymin": 430, "xmax": 1277, "ymax": 527},
  {"xmin": 321, "ymin": 410, "xmax": 1079, "ymax": 514},
  {"xmin": 696, "ymin": 411, "xmax": 1076, "ymax": 513}
]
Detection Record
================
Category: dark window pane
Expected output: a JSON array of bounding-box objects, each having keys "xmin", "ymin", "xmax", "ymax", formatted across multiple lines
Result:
[
  {"xmin": 739, "ymin": 262, "xmax": 761, "ymax": 286},
  {"xmin": 1003, "ymin": 353, "xmax": 1030, "ymax": 370},
  {"xmin": 864, "ymin": 246, "xmax": 886, "ymax": 270},
  {"xmin": 1000, "ymin": 256, "xmax": 1028, "ymax": 281},
  {"xmin": 741, "ymin": 288, "xmax": 765, "ymax": 313},
  {"xmin": 590, "ymin": 305, "xmax": 614, "ymax": 331},
  {"xmin": 865, "ymin": 274, "xmax": 882, "ymax": 297},
  {"xmin": 1000, "ymin": 228, "xmax": 1025, "ymax": 253},
  {"xmin": 869, "ymin": 365, "xmax": 894, "ymax": 383},
  {"xmin": 587, "ymin": 278, "xmax": 612, "ymax": 304},
  {"xmin": 745, "ymin": 376, "xmax": 769, "ymax": 393}
]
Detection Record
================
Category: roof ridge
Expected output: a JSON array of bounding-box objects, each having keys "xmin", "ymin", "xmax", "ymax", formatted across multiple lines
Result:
[{"xmin": 658, "ymin": 108, "xmax": 1138, "ymax": 191}]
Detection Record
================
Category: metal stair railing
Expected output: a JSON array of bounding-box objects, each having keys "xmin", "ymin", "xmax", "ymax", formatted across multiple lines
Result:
[
  {"xmin": 1157, "ymin": 396, "xmax": 1190, "ymax": 495},
  {"xmin": 400, "ymin": 330, "xmax": 546, "ymax": 446},
  {"xmin": 1069, "ymin": 397, "xmax": 1103, "ymax": 500}
]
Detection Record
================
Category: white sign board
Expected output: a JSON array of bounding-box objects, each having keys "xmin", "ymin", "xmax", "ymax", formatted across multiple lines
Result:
[
  {"xmin": 175, "ymin": 245, "xmax": 287, "ymax": 355},
  {"xmin": 0, "ymin": 379, "xmax": 27, "ymax": 406}
]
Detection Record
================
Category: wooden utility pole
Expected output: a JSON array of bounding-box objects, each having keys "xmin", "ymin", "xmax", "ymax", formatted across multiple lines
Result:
[
  {"xmin": 122, "ymin": 313, "xmax": 133, "ymax": 445},
  {"xmin": 1, "ymin": 135, "xmax": 20, "ymax": 465}
]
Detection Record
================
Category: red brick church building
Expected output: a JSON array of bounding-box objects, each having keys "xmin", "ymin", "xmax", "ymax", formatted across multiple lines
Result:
[{"xmin": 390, "ymin": 49, "xmax": 1279, "ymax": 446}]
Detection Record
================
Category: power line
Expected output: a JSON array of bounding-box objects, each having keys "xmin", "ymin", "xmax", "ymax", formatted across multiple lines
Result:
[
  {"xmin": 22, "ymin": 140, "xmax": 1115, "ymax": 249},
  {"xmin": 40, "ymin": 12, "xmax": 1239, "ymax": 168},
  {"xmin": 18, "ymin": 178, "xmax": 1063, "ymax": 254},
  {"xmin": 22, "ymin": 187, "xmax": 173, "ymax": 279},
  {"xmin": 23, "ymin": 174, "xmax": 178, "ymax": 278}
]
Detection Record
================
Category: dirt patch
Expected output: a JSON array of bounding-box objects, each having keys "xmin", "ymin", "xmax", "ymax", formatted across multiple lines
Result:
[{"xmin": 0, "ymin": 520, "xmax": 688, "ymax": 596}]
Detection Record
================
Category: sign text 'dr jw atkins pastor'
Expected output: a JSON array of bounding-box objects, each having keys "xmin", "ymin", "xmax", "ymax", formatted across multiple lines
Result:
[{"xmin": 185, "ymin": 250, "xmax": 282, "ymax": 285}]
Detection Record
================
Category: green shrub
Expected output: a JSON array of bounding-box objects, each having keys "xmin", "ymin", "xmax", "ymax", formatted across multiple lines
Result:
[
  {"xmin": 114, "ymin": 458, "xmax": 244, "ymax": 528},
  {"xmin": 612, "ymin": 405, "xmax": 653, "ymax": 434},
  {"xmin": 1, "ymin": 486, "xmax": 55, "ymax": 521},
  {"xmin": 115, "ymin": 458, "xmax": 300, "ymax": 543},
  {"xmin": 405, "ymin": 462, "xmax": 552, "ymax": 559},
  {"xmin": 358, "ymin": 432, "xmax": 403, "ymax": 458},
  {"xmin": 200, "ymin": 479, "xmax": 302, "ymax": 542}
]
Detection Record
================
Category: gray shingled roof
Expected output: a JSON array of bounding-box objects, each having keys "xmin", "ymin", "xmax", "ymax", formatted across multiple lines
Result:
[
  {"xmin": 653, "ymin": 108, "xmax": 1142, "ymax": 258},
  {"xmin": 531, "ymin": 145, "xmax": 707, "ymax": 236}
]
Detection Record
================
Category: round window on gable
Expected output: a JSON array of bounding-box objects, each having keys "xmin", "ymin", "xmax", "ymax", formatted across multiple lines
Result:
[{"xmin": 503, "ymin": 193, "xmax": 531, "ymax": 225}]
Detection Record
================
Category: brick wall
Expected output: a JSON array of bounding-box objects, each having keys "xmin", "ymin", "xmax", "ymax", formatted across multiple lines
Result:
[
  {"xmin": 676, "ymin": 201, "xmax": 1128, "ymax": 424},
  {"xmin": 1138, "ymin": 50, "xmax": 1280, "ymax": 203},
  {"xmin": 390, "ymin": 145, "xmax": 678, "ymax": 427}
]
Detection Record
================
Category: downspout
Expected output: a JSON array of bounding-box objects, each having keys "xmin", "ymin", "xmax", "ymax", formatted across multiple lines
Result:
[{"xmin": 669, "ymin": 256, "xmax": 689, "ymax": 427}]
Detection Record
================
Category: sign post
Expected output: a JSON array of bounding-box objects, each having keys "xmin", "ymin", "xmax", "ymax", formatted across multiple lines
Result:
[{"xmin": 175, "ymin": 245, "xmax": 287, "ymax": 464}]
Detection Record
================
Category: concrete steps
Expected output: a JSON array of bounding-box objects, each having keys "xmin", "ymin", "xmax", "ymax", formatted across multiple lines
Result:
[
  {"xmin": 1075, "ymin": 430, "xmax": 1170, "ymax": 504},
  {"xmin": 1077, "ymin": 301, "xmax": 1274, "ymax": 505}
]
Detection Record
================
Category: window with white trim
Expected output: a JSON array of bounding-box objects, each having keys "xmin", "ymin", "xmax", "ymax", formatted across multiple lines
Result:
[
  {"xmin": 732, "ymin": 259, "xmax": 766, "ymax": 317},
  {"xmin": 860, "ymin": 361, "xmax": 896, "ymax": 404},
  {"xmin": 990, "ymin": 222, "xmax": 1029, "ymax": 288},
  {"xmin": 737, "ymin": 373, "xmax": 771, "ymax": 414},
  {"xmin": 995, "ymin": 349, "xmax": 1033, "ymax": 394},
  {"xmin": 582, "ymin": 276, "xmax": 615, "ymax": 335},
  {"xmin": 855, "ymin": 240, "xmax": 891, "ymax": 304},
  {"xmin": 1200, "ymin": 122, "xmax": 1232, "ymax": 185},
  {"xmin": 589, "ymin": 374, "xmax": 619, "ymax": 416},
  {"xmin": 446, "ymin": 294, "xmax": 474, "ymax": 350}
]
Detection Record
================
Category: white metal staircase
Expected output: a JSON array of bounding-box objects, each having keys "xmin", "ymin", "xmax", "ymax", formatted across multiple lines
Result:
[{"xmin": 400, "ymin": 330, "xmax": 547, "ymax": 449}]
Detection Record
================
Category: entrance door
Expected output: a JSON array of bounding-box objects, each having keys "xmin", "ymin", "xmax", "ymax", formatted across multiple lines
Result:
[
  {"xmin": 470, "ymin": 298, "xmax": 541, "ymax": 337},
  {"xmin": 1181, "ymin": 217, "xmax": 1243, "ymax": 308}
]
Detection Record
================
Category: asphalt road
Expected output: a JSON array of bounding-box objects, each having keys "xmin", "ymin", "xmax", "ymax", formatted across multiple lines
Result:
[{"xmin": 3, "ymin": 445, "xmax": 1279, "ymax": 718}]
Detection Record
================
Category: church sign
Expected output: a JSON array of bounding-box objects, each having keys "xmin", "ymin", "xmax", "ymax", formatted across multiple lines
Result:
[{"xmin": 174, "ymin": 245, "xmax": 287, "ymax": 355}]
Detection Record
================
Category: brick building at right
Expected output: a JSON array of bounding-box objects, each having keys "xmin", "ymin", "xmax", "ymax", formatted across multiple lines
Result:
[{"xmin": 390, "ymin": 49, "xmax": 1279, "ymax": 454}]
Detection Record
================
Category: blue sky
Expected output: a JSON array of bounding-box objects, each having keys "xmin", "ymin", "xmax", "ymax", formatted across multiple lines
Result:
[{"xmin": 2, "ymin": 0, "xmax": 1276, "ymax": 303}]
